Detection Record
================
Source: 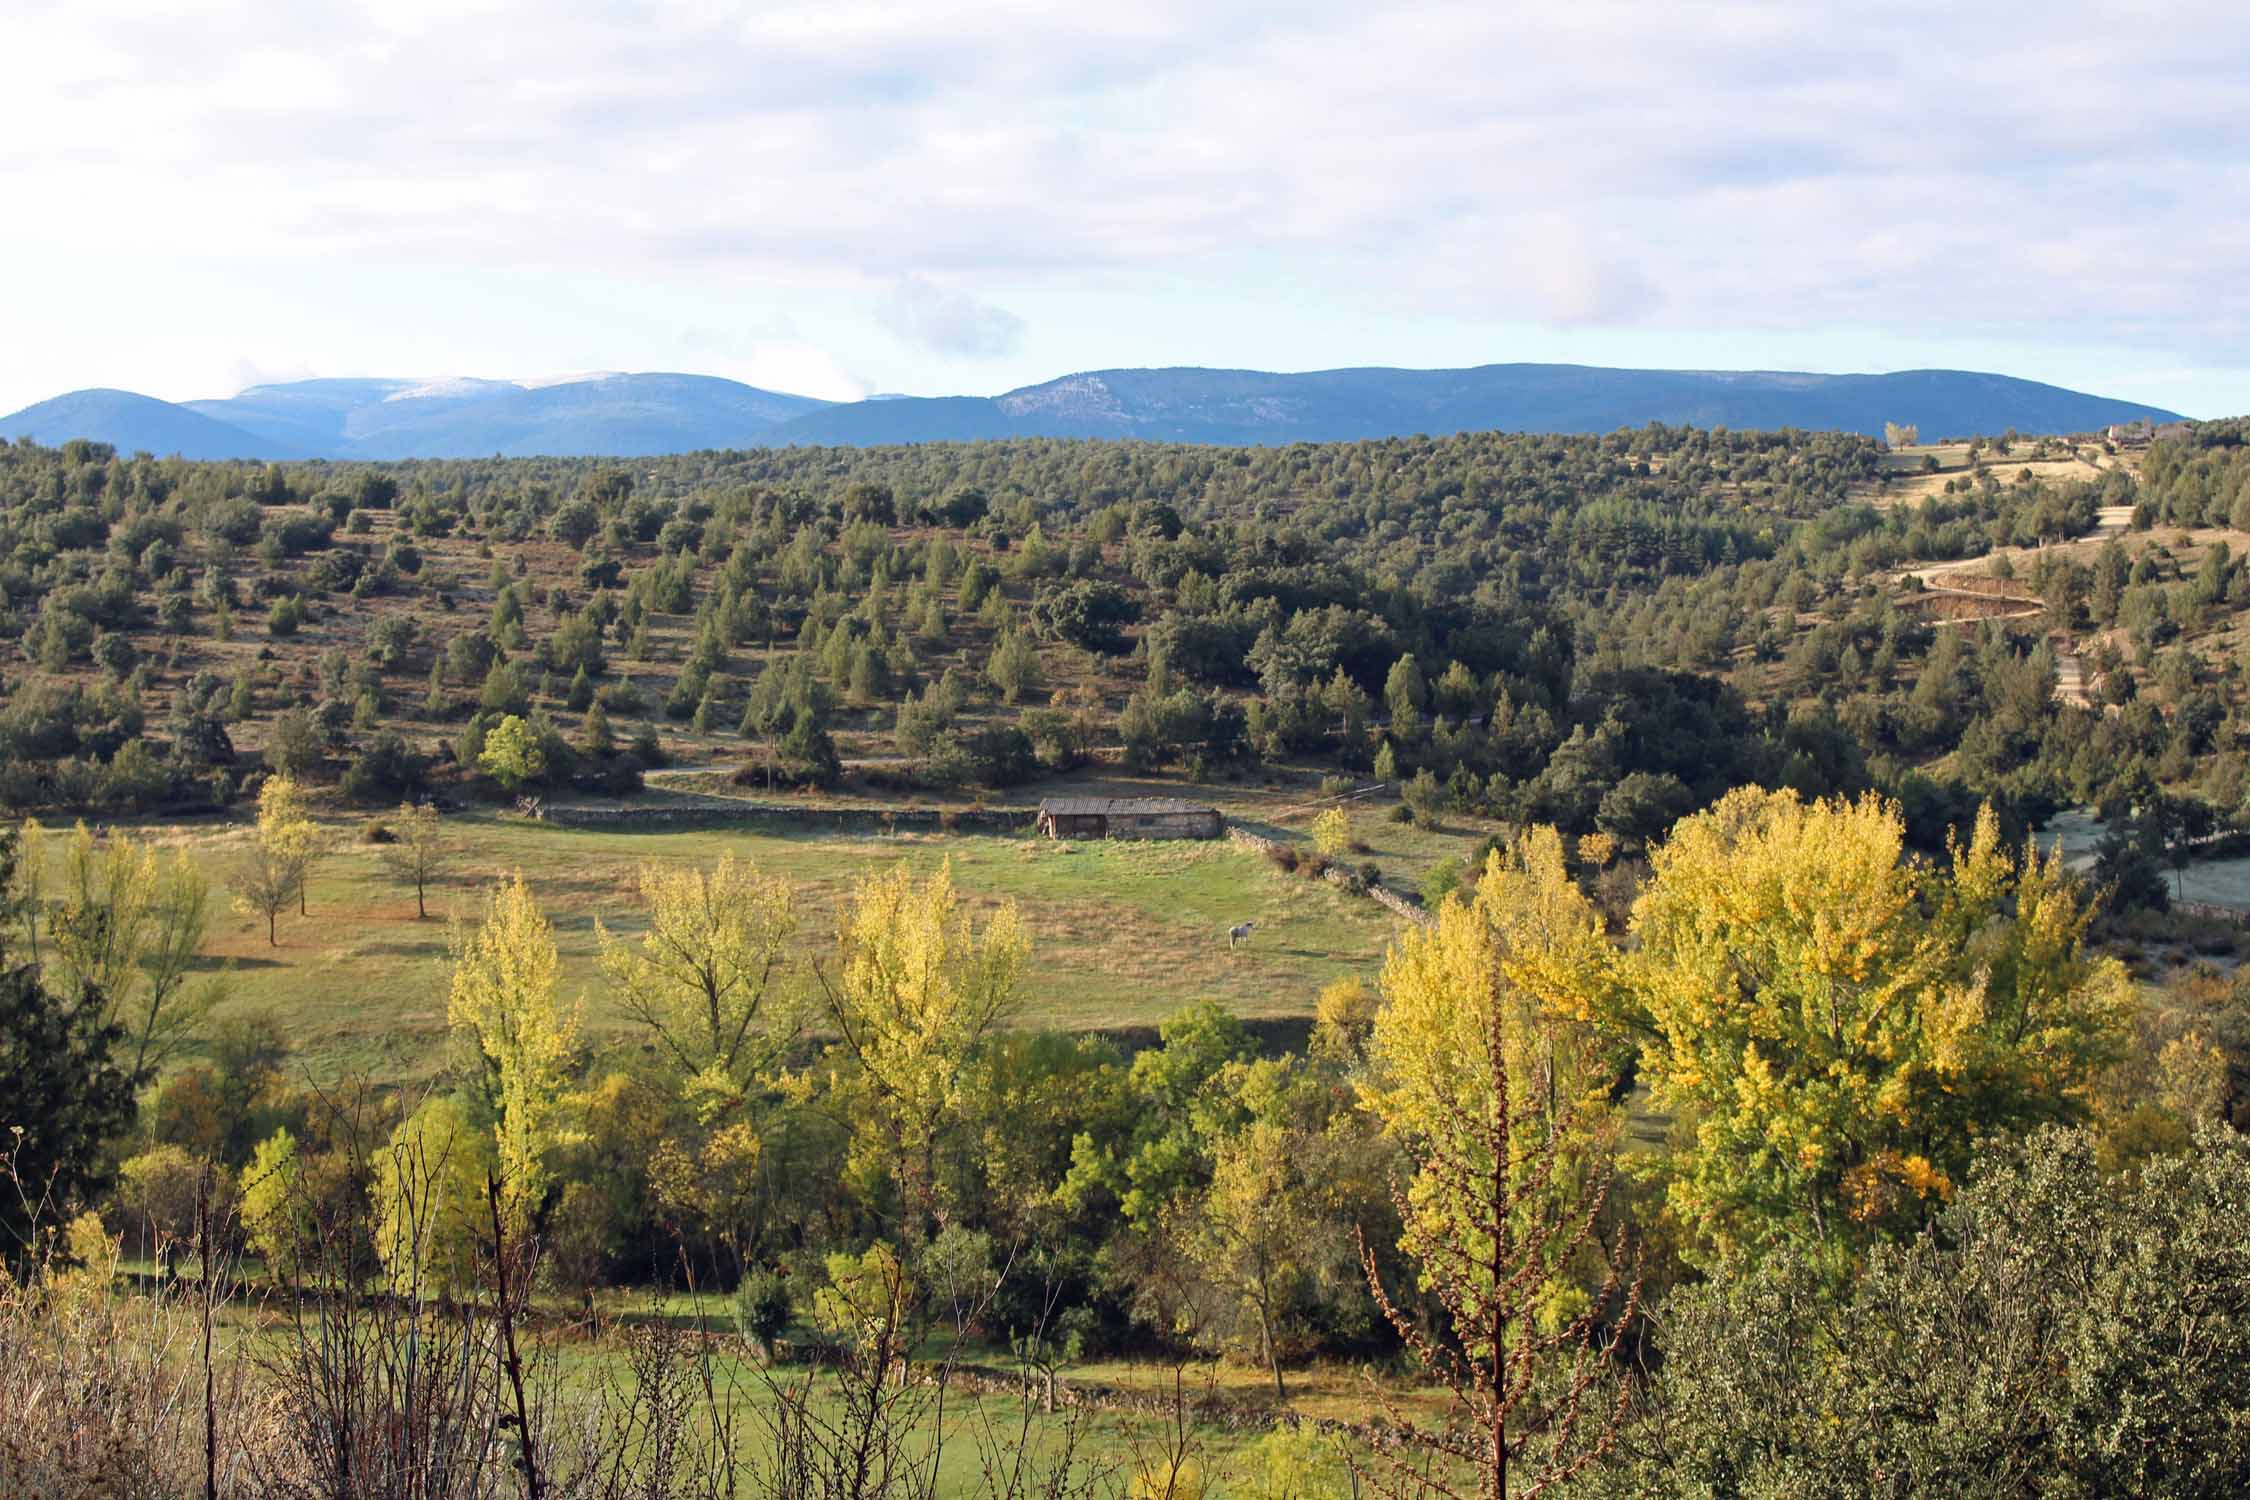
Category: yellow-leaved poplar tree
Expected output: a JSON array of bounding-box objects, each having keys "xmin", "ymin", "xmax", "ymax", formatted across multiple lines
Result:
[
  {"xmin": 372, "ymin": 1094, "xmax": 494, "ymax": 1294},
  {"xmin": 449, "ymin": 872, "xmax": 579, "ymax": 1235},
  {"xmin": 820, "ymin": 860, "xmax": 1026, "ymax": 1241},
  {"xmin": 240, "ymin": 1127, "xmax": 308, "ymax": 1278},
  {"xmin": 1628, "ymin": 788, "xmax": 2132, "ymax": 1265},
  {"xmin": 599, "ymin": 855, "xmax": 800, "ymax": 1270},
  {"xmin": 232, "ymin": 773, "xmax": 318, "ymax": 943},
  {"xmin": 37, "ymin": 820, "xmax": 221, "ymax": 1081},
  {"xmin": 1464, "ymin": 826, "xmax": 1629, "ymax": 1040},
  {"xmin": 259, "ymin": 772, "xmax": 325, "ymax": 917},
  {"xmin": 1360, "ymin": 891, "xmax": 1637, "ymax": 1500},
  {"xmin": 1177, "ymin": 1120, "xmax": 1320, "ymax": 1399},
  {"xmin": 598, "ymin": 854, "xmax": 800, "ymax": 1092}
]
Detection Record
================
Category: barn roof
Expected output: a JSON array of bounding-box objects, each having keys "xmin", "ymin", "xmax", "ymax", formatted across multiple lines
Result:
[{"xmin": 1037, "ymin": 797, "xmax": 1218, "ymax": 816}]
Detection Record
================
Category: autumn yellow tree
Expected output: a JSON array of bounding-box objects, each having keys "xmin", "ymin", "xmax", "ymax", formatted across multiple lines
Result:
[
  {"xmin": 1178, "ymin": 1120, "xmax": 1320, "ymax": 1399},
  {"xmin": 232, "ymin": 774, "xmax": 318, "ymax": 943},
  {"xmin": 449, "ymin": 872, "xmax": 579, "ymax": 1235},
  {"xmin": 1360, "ymin": 892, "xmax": 1637, "ymax": 1500},
  {"xmin": 260, "ymin": 772, "xmax": 326, "ymax": 917},
  {"xmin": 371, "ymin": 1094, "xmax": 495, "ymax": 1294},
  {"xmin": 1627, "ymin": 789, "xmax": 2132, "ymax": 1265},
  {"xmin": 819, "ymin": 860, "xmax": 1026, "ymax": 1242},
  {"xmin": 1310, "ymin": 975, "xmax": 1378, "ymax": 1068},
  {"xmin": 33, "ymin": 820, "xmax": 221, "ymax": 1081},
  {"xmin": 598, "ymin": 854, "xmax": 799, "ymax": 1268},
  {"xmin": 598, "ymin": 854, "xmax": 800, "ymax": 1090},
  {"xmin": 1461, "ymin": 825, "xmax": 1629, "ymax": 1041},
  {"xmin": 240, "ymin": 1127, "xmax": 309, "ymax": 1278}
]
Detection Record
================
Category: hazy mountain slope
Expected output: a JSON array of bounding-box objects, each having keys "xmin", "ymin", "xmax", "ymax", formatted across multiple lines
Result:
[
  {"xmin": 6, "ymin": 364, "xmax": 2183, "ymax": 458},
  {"xmin": 0, "ymin": 388, "xmax": 298, "ymax": 459},
  {"xmin": 771, "ymin": 395, "xmax": 1033, "ymax": 446},
  {"xmin": 326, "ymin": 374, "xmax": 836, "ymax": 458},
  {"xmin": 775, "ymin": 364, "xmax": 2184, "ymax": 446},
  {"xmin": 186, "ymin": 373, "xmax": 836, "ymax": 458},
  {"xmin": 182, "ymin": 379, "xmax": 421, "ymax": 453}
]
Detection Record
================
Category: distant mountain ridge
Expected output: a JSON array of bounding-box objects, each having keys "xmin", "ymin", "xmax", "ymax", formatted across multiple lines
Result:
[{"xmin": 0, "ymin": 364, "xmax": 2186, "ymax": 459}]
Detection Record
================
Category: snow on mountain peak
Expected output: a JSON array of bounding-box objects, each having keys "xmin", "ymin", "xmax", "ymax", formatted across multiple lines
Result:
[{"xmin": 380, "ymin": 372, "xmax": 619, "ymax": 403}]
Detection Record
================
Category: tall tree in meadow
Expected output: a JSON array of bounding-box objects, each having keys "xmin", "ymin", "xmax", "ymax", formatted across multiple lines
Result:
[
  {"xmin": 818, "ymin": 860, "xmax": 1026, "ymax": 1245},
  {"xmin": 598, "ymin": 855, "xmax": 800, "ymax": 1270},
  {"xmin": 449, "ymin": 872, "xmax": 579, "ymax": 1236},
  {"xmin": 1359, "ymin": 886, "xmax": 1639, "ymax": 1500},
  {"xmin": 260, "ymin": 771, "xmax": 325, "ymax": 918},
  {"xmin": 377, "ymin": 801, "xmax": 455, "ymax": 921},
  {"xmin": 231, "ymin": 774, "xmax": 318, "ymax": 945}
]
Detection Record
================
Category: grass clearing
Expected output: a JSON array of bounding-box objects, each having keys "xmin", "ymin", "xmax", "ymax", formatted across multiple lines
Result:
[{"xmin": 66, "ymin": 781, "xmax": 1448, "ymax": 1082}]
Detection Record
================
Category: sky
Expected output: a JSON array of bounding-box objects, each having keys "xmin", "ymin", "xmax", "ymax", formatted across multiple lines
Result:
[{"xmin": 4, "ymin": 0, "xmax": 2248, "ymax": 417}]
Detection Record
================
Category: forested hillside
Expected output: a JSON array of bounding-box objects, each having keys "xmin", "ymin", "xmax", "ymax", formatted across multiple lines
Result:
[
  {"xmin": 6, "ymin": 421, "xmax": 2250, "ymax": 1497},
  {"xmin": 3, "ymin": 421, "xmax": 2245, "ymax": 869}
]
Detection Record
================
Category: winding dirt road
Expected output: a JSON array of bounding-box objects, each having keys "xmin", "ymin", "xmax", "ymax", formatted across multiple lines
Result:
[{"xmin": 1901, "ymin": 505, "xmax": 2134, "ymax": 708}]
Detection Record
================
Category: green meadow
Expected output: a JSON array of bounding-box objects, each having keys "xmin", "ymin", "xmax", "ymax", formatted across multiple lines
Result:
[{"xmin": 79, "ymin": 777, "xmax": 1492, "ymax": 1083}]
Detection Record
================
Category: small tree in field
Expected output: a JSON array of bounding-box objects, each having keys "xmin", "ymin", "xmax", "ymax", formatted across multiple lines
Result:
[
  {"xmin": 378, "ymin": 801, "xmax": 454, "ymax": 920},
  {"xmin": 231, "ymin": 775, "xmax": 316, "ymax": 945}
]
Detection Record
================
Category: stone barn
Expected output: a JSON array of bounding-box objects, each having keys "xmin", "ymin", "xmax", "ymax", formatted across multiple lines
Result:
[{"xmin": 1035, "ymin": 796, "xmax": 1223, "ymax": 841}]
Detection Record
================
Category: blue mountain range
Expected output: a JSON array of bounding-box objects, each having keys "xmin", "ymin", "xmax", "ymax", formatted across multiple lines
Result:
[{"xmin": 0, "ymin": 364, "xmax": 2186, "ymax": 460}]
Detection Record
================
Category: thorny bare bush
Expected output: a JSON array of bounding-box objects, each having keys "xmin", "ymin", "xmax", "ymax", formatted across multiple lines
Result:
[{"xmin": 1, "ymin": 1146, "xmax": 265, "ymax": 1500}]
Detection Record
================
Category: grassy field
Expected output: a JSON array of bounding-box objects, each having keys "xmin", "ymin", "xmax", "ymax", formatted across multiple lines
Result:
[
  {"xmin": 72, "ymin": 771, "xmax": 1483, "ymax": 1083},
  {"xmin": 1863, "ymin": 439, "xmax": 2120, "ymax": 508},
  {"xmin": 154, "ymin": 1276, "xmax": 1448, "ymax": 1491}
]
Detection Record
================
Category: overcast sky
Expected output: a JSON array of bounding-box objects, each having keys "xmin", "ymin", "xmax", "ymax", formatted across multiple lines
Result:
[{"xmin": 5, "ymin": 0, "xmax": 2248, "ymax": 416}]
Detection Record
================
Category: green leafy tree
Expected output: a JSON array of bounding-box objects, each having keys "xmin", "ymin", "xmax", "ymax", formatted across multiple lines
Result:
[
  {"xmin": 1589, "ymin": 1127, "xmax": 2250, "ymax": 1500},
  {"xmin": 479, "ymin": 713, "xmax": 547, "ymax": 792},
  {"xmin": 0, "ymin": 831, "xmax": 138, "ymax": 1271},
  {"xmin": 987, "ymin": 628, "xmax": 1042, "ymax": 704}
]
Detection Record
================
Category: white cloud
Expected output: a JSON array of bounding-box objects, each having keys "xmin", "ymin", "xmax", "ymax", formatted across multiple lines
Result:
[
  {"xmin": 708, "ymin": 344, "xmax": 869, "ymax": 403},
  {"xmin": 2, "ymin": 0, "xmax": 2248, "ymax": 411},
  {"xmin": 880, "ymin": 276, "xmax": 1028, "ymax": 358}
]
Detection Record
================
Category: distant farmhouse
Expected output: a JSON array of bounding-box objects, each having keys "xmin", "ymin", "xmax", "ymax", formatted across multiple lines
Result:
[{"xmin": 1035, "ymin": 796, "xmax": 1223, "ymax": 841}]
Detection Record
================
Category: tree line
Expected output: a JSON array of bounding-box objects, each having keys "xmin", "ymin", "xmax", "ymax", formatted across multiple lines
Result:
[{"xmin": 4, "ymin": 785, "xmax": 2247, "ymax": 1495}]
